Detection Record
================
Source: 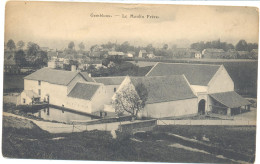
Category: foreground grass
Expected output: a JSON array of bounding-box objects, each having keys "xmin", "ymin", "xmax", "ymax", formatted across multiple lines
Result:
[
  {"xmin": 154, "ymin": 125, "xmax": 256, "ymax": 156},
  {"xmin": 2, "ymin": 116, "xmax": 233, "ymax": 163}
]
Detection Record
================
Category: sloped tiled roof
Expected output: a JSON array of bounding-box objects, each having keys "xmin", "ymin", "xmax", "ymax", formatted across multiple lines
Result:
[
  {"xmin": 80, "ymin": 72, "xmax": 95, "ymax": 82},
  {"xmin": 129, "ymin": 75, "xmax": 196, "ymax": 104},
  {"xmin": 93, "ymin": 76, "xmax": 126, "ymax": 85},
  {"xmin": 146, "ymin": 63, "xmax": 221, "ymax": 86},
  {"xmin": 209, "ymin": 91, "xmax": 251, "ymax": 108},
  {"xmin": 67, "ymin": 82, "xmax": 100, "ymax": 100},
  {"xmin": 24, "ymin": 67, "xmax": 92, "ymax": 85}
]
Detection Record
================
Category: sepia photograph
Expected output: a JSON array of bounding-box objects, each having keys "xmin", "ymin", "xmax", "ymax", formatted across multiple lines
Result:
[{"xmin": 1, "ymin": 1, "xmax": 259, "ymax": 163}]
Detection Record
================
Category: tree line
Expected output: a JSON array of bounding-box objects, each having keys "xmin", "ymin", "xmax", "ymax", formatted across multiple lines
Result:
[
  {"xmin": 5, "ymin": 39, "xmax": 48, "ymax": 68},
  {"xmin": 190, "ymin": 39, "xmax": 258, "ymax": 52}
]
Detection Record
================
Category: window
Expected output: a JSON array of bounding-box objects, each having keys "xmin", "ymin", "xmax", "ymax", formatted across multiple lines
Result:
[
  {"xmin": 114, "ymin": 87, "xmax": 117, "ymax": 92},
  {"xmin": 38, "ymin": 89, "xmax": 41, "ymax": 96},
  {"xmin": 38, "ymin": 80, "xmax": 41, "ymax": 86},
  {"xmin": 23, "ymin": 98, "xmax": 26, "ymax": 104}
]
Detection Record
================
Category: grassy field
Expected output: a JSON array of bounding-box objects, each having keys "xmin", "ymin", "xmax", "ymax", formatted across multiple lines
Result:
[
  {"xmin": 2, "ymin": 116, "xmax": 256, "ymax": 162},
  {"xmin": 3, "ymin": 116, "xmax": 236, "ymax": 163},
  {"xmin": 154, "ymin": 125, "xmax": 256, "ymax": 156}
]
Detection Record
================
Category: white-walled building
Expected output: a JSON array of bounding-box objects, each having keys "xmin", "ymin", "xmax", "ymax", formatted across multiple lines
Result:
[
  {"xmin": 146, "ymin": 62, "xmax": 250, "ymax": 116},
  {"xmin": 114, "ymin": 75, "xmax": 198, "ymax": 118},
  {"xmin": 20, "ymin": 67, "xmax": 105, "ymax": 114},
  {"xmin": 93, "ymin": 76, "xmax": 126, "ymax": 112}
]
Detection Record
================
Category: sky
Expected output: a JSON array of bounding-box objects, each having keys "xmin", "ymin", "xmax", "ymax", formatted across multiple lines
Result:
[{"xmin": 4, "ymin": 1, "xmax": 259, "ymax": 49}]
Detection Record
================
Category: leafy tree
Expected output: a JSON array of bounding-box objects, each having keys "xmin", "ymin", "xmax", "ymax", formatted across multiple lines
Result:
[
  {"xmin": 34, "ymin": 51, "xmax": 48, "ymax": 68},
  {"xmin": 247, "ymin": 43, "xmax": 258, "ymax": 52},
  {"xmin": 112, "ymin": 80, "xmax": 148, "ymax": 119},
  {"xmin": 27, "ymin": 42, "xmax": 40, "ymax": 57},
  {"xmin": 236, "ymin": 40, "xmax": 248, "ymax": 51},
  {"xmin": 86, "ymin": 64, "xmax": 97, "ymax": 74},
  {"xmin": 6, "ymin": 39, "xmax": 16, "ymax": 50},
  {"xmin": 14, "ymin": 50, "xmax": 26, "ymax": 66},
  {"xmin": 68, "ymin": 41, "xmax": 75, "ymax": 50},
  {"xmin": 17, "ymin": 40, "xmax": 25, "ymax": 49},
  {"xmin": 163, "ymin": 44, "xmax": 168, "ymax": 50},
  {"xmin": 146, "ymin": 44, "xmax": 155, "ymax": 53},
  {"xmin": 78, "ymin": 42, "xmax": 85, "ymax": 51}
]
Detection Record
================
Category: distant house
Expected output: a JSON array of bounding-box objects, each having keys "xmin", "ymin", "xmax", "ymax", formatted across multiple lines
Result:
[
  {"xmin": 126, "ymin": 51, "xmax": 135, "ymax": 58},
  {"xmin": 194, "ymin": 52, "xmax": 202, "ymax": 59},
  {"xmin": 146, "ymin": 63, "xmax": 250, "ymax": 116},
  {"xmin": 147, "ymin": 53, "xmax": 155, "ymax": 59},
  {"xmin": 108, "ymin": 51, "xmax": 125, "ymax": 56},
  {"xmin": 139, "ymin": 50, "xmax": 147, "ymax": 58},
  {"xmin": 114, "ymin": 75, "xmax": 198, "ymax": 118},
  {"xmin": 202, "ymin": 48, "xmax": 225, "ymax": 58},
  {"xmin": 86, "ymin": 60, "xmax": 103, "ymax": 68}
]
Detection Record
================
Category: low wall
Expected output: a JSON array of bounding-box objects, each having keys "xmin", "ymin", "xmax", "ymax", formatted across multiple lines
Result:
[
  {"xmin": 157, "ymin": 119, "xmax": 256, "ymax": 126},
  {"xmin": 71, "ymin": 115, "xmax": 132, "ymax": 125},
  {"xmin": 119, "ymin": 119, "xmax": 157, "ymax": 134}
]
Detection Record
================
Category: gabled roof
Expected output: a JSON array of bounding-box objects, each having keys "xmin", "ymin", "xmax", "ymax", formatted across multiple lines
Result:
[
  {"xmin": 146, "ymin": 63, "xmax": 221, "ymax": 86},
  {"xmin": 23, "ymin": 90, "xmax": 40, "ymax": 98},
  {"xmin": 24, "ymin": 67, "xmax": 93, "ymax": 85},
  {"xmin": 79, "ymin": 72, "xmax": 95, "ymax": 82},
  {"xmin": 129, "ymin": 75, "xmax": 196, "ymax": 104},
  {"xmin": 209, "ymin": 91, "xmax": 251, "ymax": 108},
  {"xmin": 67, "ymin": 82, "xmax": 100, "ymax": 100},
  {"xmin": 93, "ymin": 76, "xmax": 126, "ymax": 85}
]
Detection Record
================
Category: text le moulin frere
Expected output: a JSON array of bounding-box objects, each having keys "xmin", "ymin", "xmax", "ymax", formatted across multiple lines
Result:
[{"xmin": 90, "ymin": 13, "xmax": 159, "ymax": 19}]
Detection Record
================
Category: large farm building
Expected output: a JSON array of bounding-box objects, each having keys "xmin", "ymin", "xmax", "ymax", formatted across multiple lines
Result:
[{"xmin": 18, "ymin": 63, "xmax": 251, "ymax": 118}]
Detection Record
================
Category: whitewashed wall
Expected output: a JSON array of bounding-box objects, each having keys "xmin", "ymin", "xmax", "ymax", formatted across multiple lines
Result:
[
  {"xmin": 65, "ymin": 96, "xmax": 92, "ymax": 113},
  {"xmin": 24, "ymin": 79, "xmax": 38, "ymax": 93},
  {"xmin": 140, "ymin": 98, "xmax": 198, "ymax": 118},
  {"xmin": 20, "ymin": 91, "xmax": 32, "ymax": 105},
  {"xmin": 91, "ymin": 85, "xmax": 108, "ymax": 113},
  {"xmin": 208, "ymin": 66, "xmax": 234, "ymax": 94},
  {"xmin": 41, "ymin": 81, "xmax": 68, "ymax": 106}
]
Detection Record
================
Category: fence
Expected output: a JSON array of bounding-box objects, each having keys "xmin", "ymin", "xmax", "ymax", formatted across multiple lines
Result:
[{"xmin": 157, "ymin": 119, "xmax": 256, "ymax": 126}]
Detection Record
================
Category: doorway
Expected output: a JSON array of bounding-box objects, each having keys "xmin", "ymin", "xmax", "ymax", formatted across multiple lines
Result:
[{"xmin": 198, "ymin": 99, "xmax": 206, "ymax": 115}]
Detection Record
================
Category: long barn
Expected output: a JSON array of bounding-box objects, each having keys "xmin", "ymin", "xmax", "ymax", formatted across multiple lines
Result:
[{"xmin": 146, "ymin": 62, "xmax": 251, "ymax": 116}]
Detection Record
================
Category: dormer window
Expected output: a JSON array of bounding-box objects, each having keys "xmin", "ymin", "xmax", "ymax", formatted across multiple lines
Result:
[{"xmin": 38, "ymin": 80, "xmax": 41, "ymax": 86}]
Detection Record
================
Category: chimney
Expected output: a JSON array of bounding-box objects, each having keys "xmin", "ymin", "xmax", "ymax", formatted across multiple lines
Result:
[
  {"xmin": 88, "ymin": 73, "xmax": 91, "ymax": 77},
  {"xmin": 71, "ymin": 65, "xmax": 76, "ymax": 72}
]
